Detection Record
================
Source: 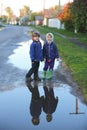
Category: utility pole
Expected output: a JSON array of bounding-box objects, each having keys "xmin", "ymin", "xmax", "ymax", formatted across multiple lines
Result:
[
  {"xmin": 43, "ymin": 0, "xmax": 45, "ymax": 17},
  {"xmin": 0, "ymin": 1, "xmax": 1, "ymax": 17},
  {"xmin": 1, "ymin": 3, "xmax": 3, "ymax": 17},
  {"xmin": 1, "ymin": 3, "xmax": 3, "ymax": 16},
  {"xmin": 58, "ymin": 0, "xmax": 61, "ymax": 29},
  {"xmin": 43, "ymin": 0, "xmax": 45, "ymax": 25},
  {"xmin": 58, "ymin": 0, "xmax": 61, "ymax": 14}
]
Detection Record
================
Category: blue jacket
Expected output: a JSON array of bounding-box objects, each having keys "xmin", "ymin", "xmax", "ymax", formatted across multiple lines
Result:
[
  {"xmin": 43, "ymin": 42, "xmax": 59, "ymax": 60},
  {"xmin": 30, "ymin": 41, "xmax": 43, "ymax": 61},
  {"xmin": 28, "ymin": 84, "xmax": 43, "ymax": 118}
]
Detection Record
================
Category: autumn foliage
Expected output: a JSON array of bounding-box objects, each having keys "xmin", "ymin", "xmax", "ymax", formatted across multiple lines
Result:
[
  {"xmin": 71, "ymin": 0, "xmax": 87, "ymax": 32},
  {"xmin": 58, "ymin": 2, "xmax": 74, "ymax": 22},
  {"xmin": 57, "ymin": 2, "xmax": 75, "ymax": 30},
  {"xmin": 58, "ymin": 0, "xmax": 87, "ymax": 32}
]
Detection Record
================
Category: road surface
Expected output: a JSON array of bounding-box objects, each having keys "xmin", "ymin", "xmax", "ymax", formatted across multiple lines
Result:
[
  {"xmin": 0, "ymin": 24, "xmax": 84, "ymax": 95},
  {"xmin": 0, "ymin": 25, "xmax": 31, "ymax": 90},
  {"xmin": 0, "ymin": 25, "xmax": 87, "ymax": 130}
]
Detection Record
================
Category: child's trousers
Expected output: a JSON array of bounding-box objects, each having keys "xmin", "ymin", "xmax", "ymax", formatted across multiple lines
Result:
[
  {"xmin": 43, "ymin": 60, "xmax": 54, "ymax": 71},
  {"xmin": 26, "ymin": 61, "xmax": 39, "ymax": 79}
]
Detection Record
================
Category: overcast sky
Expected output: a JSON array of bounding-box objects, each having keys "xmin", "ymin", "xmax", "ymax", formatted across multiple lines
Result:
[{"xmin": 1, "ymin": 0, "xmax": 73, "ymax": 16}]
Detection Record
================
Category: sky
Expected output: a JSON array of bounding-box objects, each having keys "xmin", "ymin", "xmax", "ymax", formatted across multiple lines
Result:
[{"xmin": 1, "ymin": 0, "xmax": 73, "ymax": 16}]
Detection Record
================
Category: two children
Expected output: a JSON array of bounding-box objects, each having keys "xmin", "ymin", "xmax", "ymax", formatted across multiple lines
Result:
[{"xmin": 26, "ymin": 32, "xmax": 59, "ymax": 81}]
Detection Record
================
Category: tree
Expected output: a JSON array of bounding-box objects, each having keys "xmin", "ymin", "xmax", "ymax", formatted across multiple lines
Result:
[
  {"xmin": 5, "ymin": 7, "xmax": 13, "ymax": 23},
  {"xmin": 49, "ymin": 5, "xmax": 59, "ymax": 18},
  {"xmin": 1, "ymin": 15, "xmax": 7, "ymax": 23},
  {"xmin": 19, "ymin": 5, "xmax": 31, "ymax": 17},
  {"xmin": 30, "ymin": 12, "xmax": 43, "ymax": 21},
  {"xmin": 71, "ymin": 0, "xmax": 87, "ymax": 33},
  {"xmin": 24, "ymin": 5, "xmax": 30, "ymax": 15},
  {"xmin": 58, "ymin": 2, "xmax": 74, "ymax": 31},
  {"xmin": 20, "ymin": 15, "xmax": 30, "ymax": 25}
]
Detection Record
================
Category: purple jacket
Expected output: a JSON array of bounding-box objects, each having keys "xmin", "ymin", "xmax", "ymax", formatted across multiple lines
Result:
[{"xmin": 43, "ymin": 42, "xmax": 59, "ymax": 60}]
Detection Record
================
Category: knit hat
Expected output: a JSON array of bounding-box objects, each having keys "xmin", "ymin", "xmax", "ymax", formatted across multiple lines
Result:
[{"xmin": 46, "ymin": 33, "xmax": 54, "ymax": 42}]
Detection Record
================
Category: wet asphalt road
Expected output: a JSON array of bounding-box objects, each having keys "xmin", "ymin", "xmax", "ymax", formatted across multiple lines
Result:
[
  {"xmin": 0, "ymin": 25, "xmax": 31, "ymax": 90},
  {"xmin": 0, "ymin": 24, "xmax": 85, "ymax": 98}
]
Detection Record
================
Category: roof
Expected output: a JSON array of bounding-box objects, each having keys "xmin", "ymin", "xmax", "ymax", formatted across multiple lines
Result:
[
  {"xmin": 35, "ymin": 16, "xmax": 44, "ymax": 20},
  {"xmin": 44, "ymin": 9, "xmax": 54, "ymax": 18}
]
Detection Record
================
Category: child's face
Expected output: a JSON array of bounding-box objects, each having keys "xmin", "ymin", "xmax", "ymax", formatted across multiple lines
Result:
[
  {"xmin": 46, "ymin": 35, "xmax": 52, "ymax": 43},
  {"xmin": 33, "ymin": 36, "xmax": 39, "ymax": 41}
]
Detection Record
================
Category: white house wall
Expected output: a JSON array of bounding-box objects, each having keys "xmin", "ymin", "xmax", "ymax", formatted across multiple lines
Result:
[{"xmin": 48, "ymin": 18, "xmax": 64, "ymax": 29}]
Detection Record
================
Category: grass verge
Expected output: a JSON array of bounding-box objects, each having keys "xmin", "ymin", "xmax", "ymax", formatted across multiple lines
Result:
[{"xmin": 36, "ymin": 26, "xmax": 87, "ymax": 45}]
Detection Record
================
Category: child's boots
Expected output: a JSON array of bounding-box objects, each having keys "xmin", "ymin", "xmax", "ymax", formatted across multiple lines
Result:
[
  {"xmin": 43, "ymin": 71, "xmax": 46, "ymax": 79},
  {"xmin": 48, "ymin": 70, "xmax": 53, "ymax": 79}
]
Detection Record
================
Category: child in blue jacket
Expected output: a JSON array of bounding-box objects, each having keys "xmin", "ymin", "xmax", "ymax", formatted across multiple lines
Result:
[
  {"xmin": 26, "ymin": 81, "xmax": 43, "ymax": 125},
  {"xmin": 26, "ymin": 31, "xmax": 43, "ymax": 81},
  {"xmin": 43, "ymin": 33, "xmax": 59, "ymax": 79}
]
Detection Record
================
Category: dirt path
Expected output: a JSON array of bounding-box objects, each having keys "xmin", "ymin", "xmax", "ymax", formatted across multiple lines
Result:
[{"xmin": 52, "ymin": 31, "xmax": 87, "ymax": 50}]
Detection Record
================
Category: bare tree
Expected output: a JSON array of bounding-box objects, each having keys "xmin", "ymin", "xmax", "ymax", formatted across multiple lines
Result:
[{"xmin": 5, "ymin": 7, "xmax": 13, "ymax": 23}]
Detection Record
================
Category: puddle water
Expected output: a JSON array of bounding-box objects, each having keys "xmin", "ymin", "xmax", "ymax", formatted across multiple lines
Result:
[
  {"xmin": 0, "ymin": 82, "xmax": 87, "ymax": 130},
  {"xmin": 0, "ymin": 40, "xmax": 86, "ymax": 130},
  {"xmin": 8, "ymin": 40, "xmax": 60, "ymax": 71}
]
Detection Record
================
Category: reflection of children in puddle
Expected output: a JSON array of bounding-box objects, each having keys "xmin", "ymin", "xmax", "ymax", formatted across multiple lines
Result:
[
  {"xmin": 43, "ymin": 80, "xmax": 58, "ymax": 122},
  {"xmin": 26, "ymin": 81, "xmax": 43, "ymax": 125}
]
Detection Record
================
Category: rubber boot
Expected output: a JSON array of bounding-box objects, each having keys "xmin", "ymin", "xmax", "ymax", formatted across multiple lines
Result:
[
  {"xmin": 43, "ymin": 71, "xmax": 46, "ymax": 79},
  {"xmin": 47, "ymin": 70, "xmax": 53, "ymax": 79}
]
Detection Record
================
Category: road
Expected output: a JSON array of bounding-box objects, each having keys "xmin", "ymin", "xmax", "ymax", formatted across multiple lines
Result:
[
  {"xmin": 0, "ymin": 25, "xmax": 87, "ymax": 130},
  {"xmin": 0, "ymin": 25, "xmax": 32, "ymax": 90},
  {"xmin": 0, "ymin": 24, "xmax": 84, "ymax": 94}
]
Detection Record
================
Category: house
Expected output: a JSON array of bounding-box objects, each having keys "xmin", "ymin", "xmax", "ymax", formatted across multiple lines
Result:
[
  {"xmin": 34, "ymin": 16, "xmax": 44, "ymax": 25},
  {"xmin": 43, "ymin": 9, "xmax": 53, "ymax": 25},
  {"xmin": 43, "ymin": 9, "xmax": 64, "ymax": 29}
]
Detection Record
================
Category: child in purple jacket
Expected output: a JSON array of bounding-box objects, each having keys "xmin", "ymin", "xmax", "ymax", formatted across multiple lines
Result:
[{"xmin": 43, "ymin": 33, "xmax": 59, "ymax": 79}]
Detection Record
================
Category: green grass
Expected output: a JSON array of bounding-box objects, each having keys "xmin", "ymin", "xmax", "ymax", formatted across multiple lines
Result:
[
  {"xmin": 37, "ymin": 26, "xmax": 87, "ymax": 45},
  {"xmin": 33, "ymin": 25, "xmax": 87, "ymax": 102}
]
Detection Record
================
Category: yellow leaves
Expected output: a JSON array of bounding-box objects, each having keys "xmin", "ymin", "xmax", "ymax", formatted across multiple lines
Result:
[{"xmin": 58, "ymin": 2, "xmax": 74, "ymax": 22}]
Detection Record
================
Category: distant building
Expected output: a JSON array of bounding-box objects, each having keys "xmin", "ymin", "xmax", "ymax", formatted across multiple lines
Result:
[
  {"xmin": 43, "ymin": 9, "xmax": 53, "ymax": 25},
  {"xmin": 34, "ymin": 16, "xmax": 44, "ymax": 25},
  {"xmin": 48, "ymin": 18, "xmax": 64, "ymax": 29},
  {"xmin": 42, "ymin": 9, "xmax": 64, "ymax": 29}
]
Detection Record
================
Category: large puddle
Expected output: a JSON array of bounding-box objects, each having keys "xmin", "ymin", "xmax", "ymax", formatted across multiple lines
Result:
[
  {"xmin": 7, "ymin": 40, "xmax": 60, "ymax": 71},
  {"xmin": 0, "ymin": 41, "xmax": 87, "ymax": 130}
]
